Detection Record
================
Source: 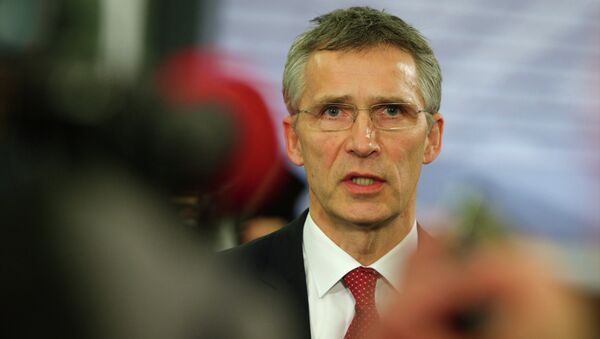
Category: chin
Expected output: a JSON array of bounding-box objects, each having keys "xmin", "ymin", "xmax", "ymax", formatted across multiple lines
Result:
[{"xmin": 338, "ymin": 206, "xmax": 393, "ymax": 229}]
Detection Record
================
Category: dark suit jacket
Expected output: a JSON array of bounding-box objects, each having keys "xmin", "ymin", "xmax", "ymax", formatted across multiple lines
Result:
[{"xmin": 222, "ymin": 209, "xmax": 433, "ymax": 339}]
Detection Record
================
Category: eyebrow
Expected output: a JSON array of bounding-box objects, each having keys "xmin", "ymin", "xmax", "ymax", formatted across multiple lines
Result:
[
  {"xmin": 313, "ymin": 95, "xmax": 413, "ymax": 105},
  {"xmin": 313, "ymin": 95, "xmax": 353, "ymax": 105},
  {"xmin": 370, "ymin": 96, "xmax": 413, "ymax": 104}
]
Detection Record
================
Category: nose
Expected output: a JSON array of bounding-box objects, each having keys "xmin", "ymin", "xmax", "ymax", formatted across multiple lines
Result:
[{"xmin": 345, "ymin": 111, "xmax": 380, "ymax": 157}]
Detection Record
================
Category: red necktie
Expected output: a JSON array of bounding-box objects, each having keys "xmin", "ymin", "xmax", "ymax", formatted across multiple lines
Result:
[{"xmin": 343, "ymin": 267, "xmax": 381, "ymax": 339}]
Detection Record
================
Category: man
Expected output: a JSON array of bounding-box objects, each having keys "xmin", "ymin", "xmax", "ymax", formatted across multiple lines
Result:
[{"xmin": 225, "ymin": 7, "xmax": 443, "ymax": 339}]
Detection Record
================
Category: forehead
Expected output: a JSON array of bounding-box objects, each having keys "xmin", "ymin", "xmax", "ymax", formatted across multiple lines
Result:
[{"xmin": 301, "ymin": 45, "xmax": 422, "ymax": 106}]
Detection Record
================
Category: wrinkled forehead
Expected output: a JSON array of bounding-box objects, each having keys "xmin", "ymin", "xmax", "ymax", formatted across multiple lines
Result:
[{"xmin": 301, "ymin": 46, "xmax": 423, "ymax": 107}]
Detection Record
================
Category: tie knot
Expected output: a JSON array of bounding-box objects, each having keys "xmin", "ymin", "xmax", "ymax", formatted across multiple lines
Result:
[{"xmin": 343, "ymin": 267, "xmax": 380, "ymax": 307}]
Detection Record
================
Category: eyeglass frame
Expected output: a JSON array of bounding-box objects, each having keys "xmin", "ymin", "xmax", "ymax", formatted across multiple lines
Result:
[{"xmin": 295, "ymin": 102, "xmax": 431, "ymax": 131}]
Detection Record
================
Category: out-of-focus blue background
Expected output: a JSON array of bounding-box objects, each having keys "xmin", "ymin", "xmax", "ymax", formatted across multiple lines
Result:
[{"xmin": 211, "ymin": 0, "xmax": 600, "ymax": 241}]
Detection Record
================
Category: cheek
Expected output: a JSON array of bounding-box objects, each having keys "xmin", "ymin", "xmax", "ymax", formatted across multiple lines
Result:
[
  {"xmin": 384, "ymin": 135, "xmax": 427, "ymax": 180},
  {"xmin": 301, "ymin": 134, "xmax": 343, "ymax": 169}
]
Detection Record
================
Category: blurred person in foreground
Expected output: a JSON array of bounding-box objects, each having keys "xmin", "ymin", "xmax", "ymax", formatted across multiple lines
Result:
[
  {"xmin": 224, "ymin": 7, "xmax": 443, "ymax": 339},
  {"xmin": 378, "ymin": 233, "xmax": 596, "ymax": 339}
]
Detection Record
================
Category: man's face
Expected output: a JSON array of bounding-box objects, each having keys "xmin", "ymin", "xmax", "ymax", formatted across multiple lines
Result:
[{"xmin": 283, "ymin": 46, "xmax": 443, "ymax": 229}]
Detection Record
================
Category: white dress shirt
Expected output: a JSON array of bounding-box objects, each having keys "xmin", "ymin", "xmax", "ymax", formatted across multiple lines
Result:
[{"xmin": 302, "ymin": 212, "xmax": 418, "ymax": 339}]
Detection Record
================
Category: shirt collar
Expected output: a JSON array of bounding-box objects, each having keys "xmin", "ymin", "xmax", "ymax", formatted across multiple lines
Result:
[{"xmin": 303, "ymin": 212, "xmax": 418, "ymax": 298}]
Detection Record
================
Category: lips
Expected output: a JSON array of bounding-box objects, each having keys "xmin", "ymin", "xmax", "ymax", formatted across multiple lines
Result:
[
  {"xmin": 343, "ymin": 173, "xmax": 385, "ymax": 183},
  {"xmin": 342, "ymin": 173, "xmax": 385, "ymax": 193}
]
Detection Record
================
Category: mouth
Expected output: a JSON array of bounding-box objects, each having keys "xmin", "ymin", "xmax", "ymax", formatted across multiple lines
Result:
[
  {"xmin": 342, "ymin": 173, "xmax": 385, "ymax": 192},
  {"xmin": 344, "ymin": 173, "xmax": 385, "ymax": 182},
  {"xmin": 351, "ymin": 177, "xmax": 376, "ymax": 186}
]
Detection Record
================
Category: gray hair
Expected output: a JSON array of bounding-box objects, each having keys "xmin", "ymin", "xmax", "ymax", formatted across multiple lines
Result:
[{"xmin": 282, "ymin": 6, "xmax": 442, "ymax": 116}]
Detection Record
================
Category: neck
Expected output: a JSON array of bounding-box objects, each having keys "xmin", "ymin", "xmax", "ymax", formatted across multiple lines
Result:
[{"xmin": 310, "ymin": 208, "xmax": 415, "ymax": 266}]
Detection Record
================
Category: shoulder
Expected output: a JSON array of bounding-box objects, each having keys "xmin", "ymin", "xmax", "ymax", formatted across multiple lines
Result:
[
  {"xmin": 220, "ymin": 210, "xmax": 308, "ymax": 272},
  {"xmin": 221, "ymin": 225, "xmax": 282, "ymax": 264}
]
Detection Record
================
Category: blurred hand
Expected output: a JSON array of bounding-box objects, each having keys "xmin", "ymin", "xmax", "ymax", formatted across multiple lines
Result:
[{"xmin": 378, "ymin": 238, "xmax": 594, "ymax": 339}]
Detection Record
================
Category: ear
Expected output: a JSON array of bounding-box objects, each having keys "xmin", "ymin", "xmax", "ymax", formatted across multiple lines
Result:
[
  {"xmin": 423, "ymin": 113, "xmax": 444, "ymax": 164},
  {"xmin": 283, "ymin": 115, "xmax": 304, "ymax": 166}
]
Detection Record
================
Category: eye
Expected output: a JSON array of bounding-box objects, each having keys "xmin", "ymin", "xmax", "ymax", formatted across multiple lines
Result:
[
  {"xmin": 374, "ymin": 103, "xmax": 417, "ymax": 120},
  {"xmin": 382, "ymin": 104, "xmax": 404, "ymax": 116},
  {"xmin": 320, "ymin": 104, "xmax": 344, "ymax": 118}
]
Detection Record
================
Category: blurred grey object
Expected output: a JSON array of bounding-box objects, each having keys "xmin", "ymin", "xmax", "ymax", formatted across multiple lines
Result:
[{"xmin": 2, "ymin": 163, "xmax": 295, "ymax": 338}]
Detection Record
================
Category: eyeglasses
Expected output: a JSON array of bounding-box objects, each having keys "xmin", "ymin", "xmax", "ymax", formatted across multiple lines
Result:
[{"xmin": 297, "ymin": 102, "xmax": 429, "ymax": 131}]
